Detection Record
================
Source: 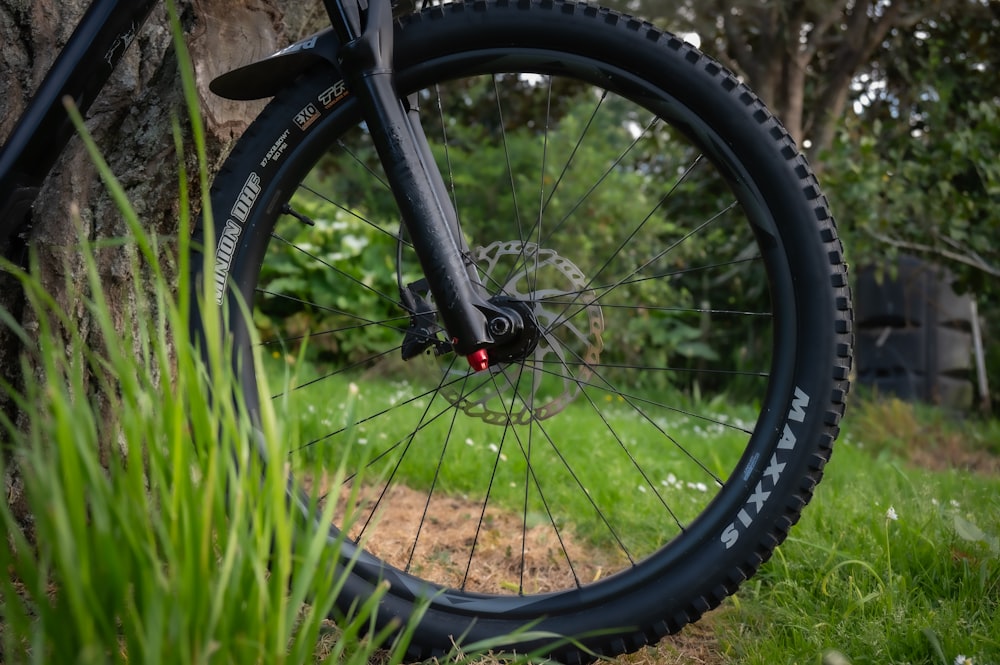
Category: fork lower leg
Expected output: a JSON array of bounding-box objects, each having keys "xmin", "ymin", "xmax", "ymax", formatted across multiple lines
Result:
[{"xmin": 321, "ymin": 0, "xmax": 523, "ymax": 362}]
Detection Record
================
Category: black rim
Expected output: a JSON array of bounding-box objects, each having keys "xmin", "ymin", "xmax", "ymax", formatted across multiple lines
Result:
[{"xmin": 229, "ymin": 45, "xmax": 799, "ymax": 616}]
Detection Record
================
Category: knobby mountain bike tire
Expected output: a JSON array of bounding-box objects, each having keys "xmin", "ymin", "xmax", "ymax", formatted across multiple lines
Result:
[{"xmin": 194, "ymin": 1, "xmax": 852, "ymax": 661}]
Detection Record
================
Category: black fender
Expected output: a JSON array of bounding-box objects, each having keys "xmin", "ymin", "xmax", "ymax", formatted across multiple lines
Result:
[{"xmin": 209, "ymin": 29, "xmax": 342, "ymax": 101}]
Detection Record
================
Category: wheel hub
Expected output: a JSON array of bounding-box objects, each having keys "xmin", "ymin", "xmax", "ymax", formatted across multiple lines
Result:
[
  {"xmin": 444, "ymin": 240, "xmax": 604, "ymax": 424},
  {"xmin": 479, "ymin": 296, "xmax": 541, "ymax": 366}
]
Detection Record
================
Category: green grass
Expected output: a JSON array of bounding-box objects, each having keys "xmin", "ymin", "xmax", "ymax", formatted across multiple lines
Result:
[
  {"xmin": 718, "ymin": 400, "xmax": 1000, "ymax": 665},
  {"xmin": 3, "ymin": 200, "xmax": 996, "ymax": 665},
  {"xmin": 0, "ymin": 177, "xmax": 390, "ymax": 665},
  {"xmin": 263, "ymin": 354, "xmax": 758, "ymax": 558},
  {"xmin": 270, "ymin": 355, "xmax": 1000, "ymax": 665}
]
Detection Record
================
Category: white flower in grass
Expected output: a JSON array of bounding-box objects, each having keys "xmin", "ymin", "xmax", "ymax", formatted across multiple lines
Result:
[
  {"xmin": 465, "ymin": 437, "xmax": 475, "ymax": 446},
  {"xmin": 950, "ymin": 499, "xmax": 961, "ymax": 508},
  {"xmin": 821, "ymin": 649, "xmax": 852, "ymax": 665},
  {"xmin": 954, "ymin": 655, "xmax": 973, "ymax": 665},
  {"xmin": 885, "ymin": 506, "xmax": 898, "ymax": 521}
]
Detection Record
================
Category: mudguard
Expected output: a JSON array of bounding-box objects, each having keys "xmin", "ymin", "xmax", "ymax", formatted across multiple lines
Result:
[{"xmin": 209, "ymin": 28, "xmax": 342, "ymax": 101}]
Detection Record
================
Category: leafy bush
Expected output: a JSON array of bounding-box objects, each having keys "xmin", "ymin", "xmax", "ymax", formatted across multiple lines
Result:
[{"xmin": 255, "ymin": 197, "xmax": 415, "ymax": 362}]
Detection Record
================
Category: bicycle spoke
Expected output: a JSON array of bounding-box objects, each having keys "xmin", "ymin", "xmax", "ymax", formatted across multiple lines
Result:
[
  {"xmin": 432, "ymin": 84, "xmax": 462, "ymax": 223},
  {"xmin": 291, "ymin": 367, "xmax": 477, "ymax": 454},
  {"xmin": 529, "ymin": 357, "xmax": 768, "ymax": 378},
  {"xmin": 460, "ymin": 405, "xmax": 515, "ymax": 589},
  {"xmin": 501, "ymin": 113, "xmax": 662, "ymax": 291},
  {"xmin": 535, "ymin": 255, "xmax": 765, "ymax": 302},
  {"xmin": 405, "ymin": 370, "xmax": 471, "ymax": 571},
  {"xmin": 523, "ymin": 355, "xmax": 755, "ymax": 440},
  {"xmin": 492, "ymin": 75, "xmax": 527, "ymax": 250},
  {"xmin": 271, "ymin": 232, "xmax": 405, "ymax": 310},
  {"xmin": 540, "ymin": 89, "xmax": 608, "ymax": 215},
  {"xmin": 259, "ymin": 70, "xmax": 781, "ymax": 602},
  {"xmin": 505, "ymin": 382, "xmax": 635, "ymax": 567}
]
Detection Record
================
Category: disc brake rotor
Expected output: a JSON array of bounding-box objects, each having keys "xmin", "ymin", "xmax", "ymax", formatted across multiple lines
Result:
[{"xmin": 444, "ymin": 240, "xmax": 604, "ymax": 424}]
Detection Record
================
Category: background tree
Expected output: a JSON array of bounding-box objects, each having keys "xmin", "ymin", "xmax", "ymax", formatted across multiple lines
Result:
[
  {"xmin": 821, "ymin": 1, "xmax": 1000, "ymax": 285},
  {"xmin": 613, "ymin": 0, "xmax": 1000, "ymax": 274},
  {"xmin": 252, "ymin": 0, "xmax": 1000, "ymax": 409},
  {"xmin": 823, "ymin": 1, "xmax": 1000, "ymax": 396},
  {"xmin": 620, "ymin": 0, "xmax": 976, "ymax": 155},
  {"xmin": 0, "ymin": 0, "xmax": 322, "ymax": 532},
  {"xmin": 601, "ymin": 0, "xmax": 1000, "ymax": 400}
]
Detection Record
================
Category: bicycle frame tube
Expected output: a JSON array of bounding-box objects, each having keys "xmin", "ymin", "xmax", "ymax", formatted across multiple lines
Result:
[
  {"xmin": 319, "ymin": 0, "xmax": 516, "ymax": 364},
  {"xmin": 0, "ymin": 0, "xmax": 160, "ymax": 241}
]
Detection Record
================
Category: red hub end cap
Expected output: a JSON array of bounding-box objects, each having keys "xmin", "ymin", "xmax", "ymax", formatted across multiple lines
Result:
[{"xmin": 467, "ymin": 349, "xmax": 490, "ymax": 372}]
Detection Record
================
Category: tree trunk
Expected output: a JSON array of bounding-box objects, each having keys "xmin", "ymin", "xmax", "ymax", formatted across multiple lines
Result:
[
  {"xmin": 0, "ymin": 0, "xmax": 304, "ymax": 534},
  {"xmin": 689, "ymin": 0, "xmax": 951, "ymax": 159}
]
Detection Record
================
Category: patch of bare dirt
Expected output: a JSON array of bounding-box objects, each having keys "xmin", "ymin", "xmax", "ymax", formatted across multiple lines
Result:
[
  {"xmin": 340, "ymin": 483, "xmax": 625, "ymax": 594},
  {"xmin": 852, "ymin": 398, "xmax": 1000, "ymax": 474},
  {"xmin": 324, "ymin": 484, "xmax": 728, "ymax": 664},
  {"xmin": 905, "ymin": 433, "xmax": 1000, "ymax": 474},
  {"xmin": 616, "ymin": 619, "xmax": 726, "ymax": 665}
]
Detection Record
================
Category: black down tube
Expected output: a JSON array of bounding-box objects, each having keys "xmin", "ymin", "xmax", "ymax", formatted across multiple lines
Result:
[
  {"xmin": 320, "ymin": 0, "xmax": 517, "ymax": 364},
  {"xmin": 0, "ymin": 0, "xmax": 160, "ymax": 241}
]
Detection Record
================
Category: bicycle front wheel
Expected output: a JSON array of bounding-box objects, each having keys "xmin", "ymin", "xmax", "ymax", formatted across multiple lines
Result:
[{"xmin": 197, "ymin": 2, "xmax": 852, "ymax": 661}]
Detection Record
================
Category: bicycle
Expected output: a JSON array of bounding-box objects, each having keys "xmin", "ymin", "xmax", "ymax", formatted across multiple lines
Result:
[{"xmin": 1, "ymin": 0, "xmax": 853, "ymax": 661}]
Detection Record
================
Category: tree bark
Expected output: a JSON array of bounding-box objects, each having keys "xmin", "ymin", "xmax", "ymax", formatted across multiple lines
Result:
[
  {"xmin": 689, "ymin": 0, "xmax": 952, "ymax": 157},
  {"xmin": 0, "ymin": 0, "xmax": 303, "ymax": 534}
]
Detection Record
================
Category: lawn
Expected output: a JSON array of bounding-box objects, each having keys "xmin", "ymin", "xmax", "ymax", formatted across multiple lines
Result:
[
  {"xmin": 271, "ymin": 354, "xmax": 1000, "ymax": 665},
  {"xmin": 266, "ymin": 353, "xmax": 764, "ymax": 586},
  {"xmin": 716, "ymin": 397, "xmax": 999, "ymax": 664},
  {"xmin": 3, "ymin": 325, "xmax": 997, "ymax": 664}
]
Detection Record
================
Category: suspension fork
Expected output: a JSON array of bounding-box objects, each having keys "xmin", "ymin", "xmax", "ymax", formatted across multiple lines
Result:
[{"xmin": 320, "ymin": 0, "xmax": 513, "ymax": 370}]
